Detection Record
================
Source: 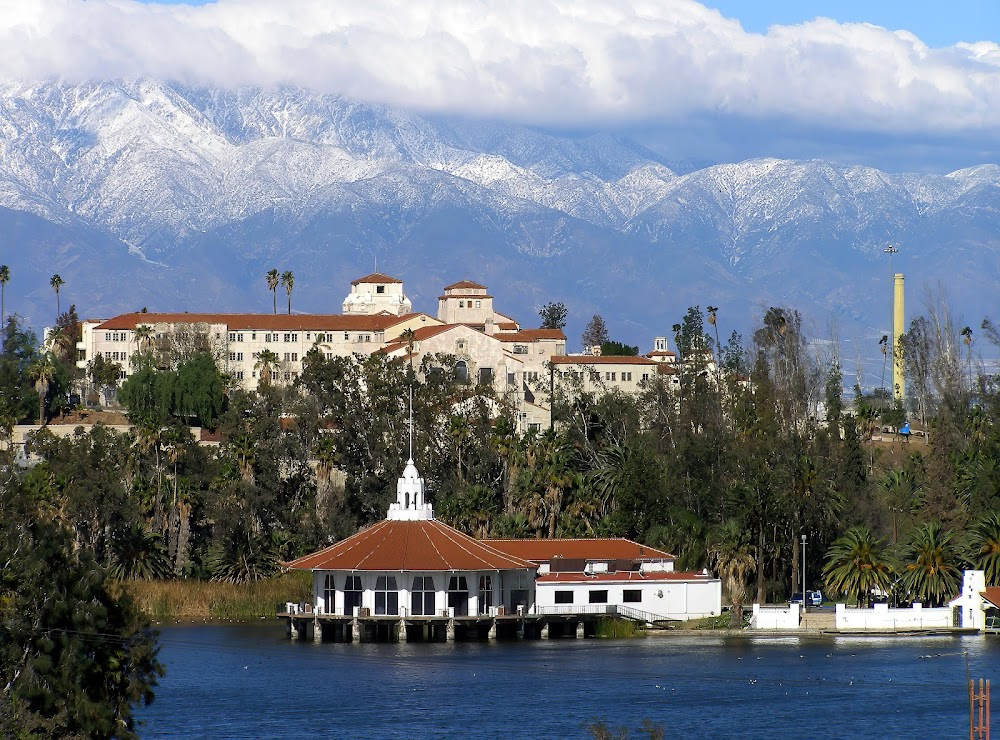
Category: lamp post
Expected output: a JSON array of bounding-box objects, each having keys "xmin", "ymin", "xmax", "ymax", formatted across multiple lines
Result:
[{"xmin": 801, "ymin": 534, "xmax": 807, "ymax": 613}]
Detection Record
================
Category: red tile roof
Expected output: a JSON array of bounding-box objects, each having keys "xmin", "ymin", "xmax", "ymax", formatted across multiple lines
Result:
[
  {"xmin": 496, "ymin": 322, "xmax": 519, "ymax": 331},
  {"xmin": 982, "ymin": 588, "xmax": 1000, "ymax": 608},
  {"xmin": 285, "ymin": 519, "xmax": 536, "ymax": 572},
  {"xmin": 351, "ymin": 272, "xmax": 403, "ymax": 285},
  {"xmin": 443, "ymin": 280, "xmax": 487, "ymax": 290},
  {"xmin": 646, "ymin": 350, "xmax": 676, "ymax": 357},
  {"xmin": 537, "ymin": 571, "xmax": 715, "ymax": 584},
  {"xmin": 495, "ymin": 329, "xmax": 566, "ymax": 342},
  {"xmin": 551, "ymin": 355, "xmax": 657, "ymax": 366},
  {"xmin": 379, "ymin": 324, "xmax": 457, "ymax": 354},
  {"xmin": 484, "ymin": 538, "xmax": 674, "ymax": 562},
  {"xmin": 96, "ymin": 312, "xmax": 405, "ymax": 332}
]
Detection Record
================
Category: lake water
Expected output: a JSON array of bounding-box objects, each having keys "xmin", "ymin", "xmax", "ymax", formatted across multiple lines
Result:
[{"xmin": 138, "ymin": 623, "xmax": 997, "ymax": 739}]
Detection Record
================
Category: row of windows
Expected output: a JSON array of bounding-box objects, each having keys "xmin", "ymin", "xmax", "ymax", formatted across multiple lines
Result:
[
  {"xmin": 229, "ymin": 331, "xmax": 338, "ymax": 343},
  {"xmin": 104, "ymin": 351, "xmax": 128, "ymax": 362},
  {"xmin": 554, "ymin": 589, "xmax": 642, "ymax": 605},
  {"xmin": 104, "ymin": 332, "xmax": 128, "ymax": 342},
  {"xmin": 320, "ymin": 574, "xmax": 496, "ymax": 616},
  {"xmin": 228, "ymin": 352, "xmax": 244, "ymax": 362},
  {"xmin": 457, "ymin": 300, "xmax": 483, "ymax": 309}
]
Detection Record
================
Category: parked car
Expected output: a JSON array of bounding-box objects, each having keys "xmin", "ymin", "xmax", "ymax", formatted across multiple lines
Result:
[{"xmin": 790, "ymin": 590, "xmax": 824, "ymax": 607}]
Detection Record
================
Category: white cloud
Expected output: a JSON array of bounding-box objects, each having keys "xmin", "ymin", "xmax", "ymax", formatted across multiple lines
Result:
[{"xmin": 1, "ymin": 0, "xmax": 999, "ymax": 135}]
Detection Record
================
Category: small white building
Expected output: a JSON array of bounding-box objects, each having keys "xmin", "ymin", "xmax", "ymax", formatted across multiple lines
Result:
[{"xmin": 484, "ymin": 539, "xmax": 722, "ymax": 622}]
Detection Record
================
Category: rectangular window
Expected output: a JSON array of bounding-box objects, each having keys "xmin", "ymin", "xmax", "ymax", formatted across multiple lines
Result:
[
  {"xmin": 475, "ymin": 300, "xmax": 481, "ymax": 308},
  {"xmin": 235, "ymin": 371, "xmax": 244, "ymax": 380},
  {"xmin": 236, "ymin": 353, "xmax": 243, "ymax": 362},
  {"xmin": 105, "ymin": 351, "xmax": 112, "ymax": 359},
  {"xmin": 376, "ymin": 285, "xmax": 385, "ymax": 294},
  {"xmin": 459, "ymin": 300, "xmax": 465, "ymax": 308},
  {"xmin": 589, "ymin": 590, "xmax": 609, "ymax": 604},
  {"xmin": 591, "ymin": 371, "xmax": 600, "ymax": 382},
  {"xmin": 283, "ymin": 353, "xmax": 290, "ymax": 361},
  {"xmin": 364, "ymin": 335, "xmax": 371, "ymax": 343},
  {"xmin": 642, "ymin": 373, "xmax": 650, "ymax": 381},
  {"xmin": 291, "ymin": 353, "xmax": 298, "ymax": 361},
  {"xmin": 283, "ymin": 333, "xmax": 291, "ymax": 342},
  {"xmin": 554, "ymin": 591, "xmax": 573, "ymax": 605},
  {"xmin": 306, "ymin": 333, "xmax": 311, "ymax": 341},
  {"xmin": 105, "ymin": 332, "xmax": 111, "ymax": 341},
  {"xmin": 375, "ymin": 576, "xmax": 399, "ymax": 616},
  {"xmin": 513, "ymin": 344, "xmax": 528, "ymax": 354},
  {"xmin": 623, "ymin": 590, "xmax": 642, "ymax": 603},
  {"xmin": 230, "ymin": 352, "xmax": 237, "ymax": 361},
  {"xmin": 238, "ymin": 333, "xmax": 243, "ymax": 342},
  {"xmin": 623, "ymin": 372, "xmax": 632, "ymax": 381},
  {"xmin": 251, "ymin": 332, "xmax": 256, "ymax": 341},
  {"xmin": 344, "ymin": 332, "xmax": 349, "ymax": 340},
  {"xmin": 507, "ymin": 372, "xmax": 516, "ymax": 386},
  {"xmin": 291, "ymin": 333, "xmax": 298, "ymax": 342},
  {"xmin": 229, "ymin": 332, "xmax": 237, "ymax": 342}
]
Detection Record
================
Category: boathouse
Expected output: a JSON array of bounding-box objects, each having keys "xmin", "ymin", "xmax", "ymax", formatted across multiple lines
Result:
[
  {"xmin": 283, "ymin": 454, "xmax": 538, "ymax": 641},
  {"xmin": 485, "ymin": 538, "xmax": 722, "ymax": 623}
]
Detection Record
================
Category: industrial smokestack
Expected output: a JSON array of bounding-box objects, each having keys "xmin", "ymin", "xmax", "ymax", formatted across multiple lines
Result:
[{"xmin": 893, "ymin": 273, "xmax": 905, "ymax": 400}]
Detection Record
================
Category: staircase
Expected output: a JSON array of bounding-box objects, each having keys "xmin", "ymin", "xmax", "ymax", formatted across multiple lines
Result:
[{"xmin": 800, "ymin": 609, "xmax": 835, "ymax": 630}]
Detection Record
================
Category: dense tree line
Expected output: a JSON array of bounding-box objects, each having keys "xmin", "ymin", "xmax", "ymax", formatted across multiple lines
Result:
[{"xmin": 1, "ymin": 300, "xmax": 999, "ymax": 625}]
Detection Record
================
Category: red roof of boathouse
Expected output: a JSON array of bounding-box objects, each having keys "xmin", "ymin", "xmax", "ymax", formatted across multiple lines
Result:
[
  {"xmin": 483, "ymin": 538, "xmax": 674, "ymax": 563},
  {"xmin": 285, "ymin": 520, "xmax": 536, "ymax": 572}
]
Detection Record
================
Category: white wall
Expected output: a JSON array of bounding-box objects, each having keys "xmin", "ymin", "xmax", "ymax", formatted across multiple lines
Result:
[
  {"xmin": 835, "ymin": 602, "xmax": 953, "ymax": 630},
  {"xmin": 750, "ymin": 603, "xmax": 800, "ymax": 629},
  {"xmin": 535, "ymin": 579, "xmax": 721, "ymax": 621}
]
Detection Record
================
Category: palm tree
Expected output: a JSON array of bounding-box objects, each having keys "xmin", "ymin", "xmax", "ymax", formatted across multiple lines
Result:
[
  {"xmin": 961, "ymin": 325, "xmax": 974, "ymax": 390},
  {"xmin": 254, "ymin": 349, "xmax": 280, "ymax": 387},
  {"xmin": 708, "ymin": 519, "xmax": 756, "ymax": 628},
  {"xmin": 969, "ymin": 513, "xmax": 1000, "ymax": 586},
  {"xmin": 134, "ymin": 324, "xmax": 154, "ymax": 355},
  {"xmin": 0, "ymin": 264, "xmax": 9, "ymax": 331},
  {"xmin": 27, "ymin": 352, "xmax": 57, "ymax": 425},
  {"xmin": 281, "ymin": 270, "xmax": 294, "ymax": 314},
  {"xmin": 266, "ymin": 269, "xmax": 279, "ymax": 314},
  {"xmin": 107, "ymin": 522, "xmax": 171, "ymax": 580},
  {"xmin": 899, "ymin": 522, "xmax": 962, "ymax": 607},
  {"xmin": 822, "ymin": 526, "xmax": 895, "ymax": 607},
  {"xmin": 50, "ymin": 274, "xmax": 64, "ymax": 319}
]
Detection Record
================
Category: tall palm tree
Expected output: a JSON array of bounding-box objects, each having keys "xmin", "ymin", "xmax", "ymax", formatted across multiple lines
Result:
[
  {"xmin": 254, "ymin": 349, "xmax": 280, "ymax": 387},
  {"xmin": 134, "ymin": 324, "xmax": 154, "ymax": 355},
  {"xmin": 266, "ymin": 268, "xmax": 279, "ymax": 314},
  {"xmin": 0, "ymin": 264, "xmax": 9, "ymax": 332},
  {"xmin": 27, "ymin": 352, "xmax": 58, "ymax": 425},
  {"xmin": 822, "ymin": 526, "xmax": 895, "ymax": 607},
  {"xmin": 961, "ymin": 326, "xmax": 974, "ymax": 390},
  {"xmin": 899, "ymin": 522, "xmax": 962, "ymax": 607},
  {"xmin": 969, "ymin": 513, "xmax": 1000, "ymax": 586},
  {"xmin": 708, "ymin": 519, "xmax": 756, "ymax": 627},
  {"xmin": 50, "ymin": 274, "xmax": 64, "ymax": 319},
  {"xmin": 281, "ymin": 270, "xmax": 294, "ymax": 314}
]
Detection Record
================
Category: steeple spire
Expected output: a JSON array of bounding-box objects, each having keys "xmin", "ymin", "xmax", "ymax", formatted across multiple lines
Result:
[{"xmin": 386, "ymin": 386, "xmax": 434, "ymax": 521}]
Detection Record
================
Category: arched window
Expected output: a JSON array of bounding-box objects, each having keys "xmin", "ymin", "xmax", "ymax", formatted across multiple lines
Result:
[
  {"xmin": 375, "ymin": 576, "xmax": 398, "ymax": 616},
  {"xmin": 478, "ymin": 575, "xmax": 493, "ymax": 615},
  {"xmin": 454, "ymin": 360, "xmax": 469, "ymax": 383},
  {"xmin": 448, "ymin": 576, "xmax": 469, "ymax": 617},
  {"xmin": 344, "ymin": 575, "xmax": 363, "ymax": 616},
  {"xmin": 411, "ymin": 576, "xmax": 436, "ymax": 616}
]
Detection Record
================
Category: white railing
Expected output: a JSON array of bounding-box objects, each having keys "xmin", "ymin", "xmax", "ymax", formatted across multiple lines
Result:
[{"xmin": 535, "ymin": 605, "xmax": 617, "ymax": 616}]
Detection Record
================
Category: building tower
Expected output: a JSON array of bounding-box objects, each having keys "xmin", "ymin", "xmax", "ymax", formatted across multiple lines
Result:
[{"xmin": 893, "ymin": 273, "xmax": 905, "ymax": 401}]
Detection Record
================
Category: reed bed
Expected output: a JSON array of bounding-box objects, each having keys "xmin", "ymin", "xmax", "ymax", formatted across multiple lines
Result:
[
  {"xmin": 594, "ymin": 617, "xmax": 645, "ymax": 639},
  {"xmin": 121, "ymin": 571, "xmax": 313, "ymax": 622}
]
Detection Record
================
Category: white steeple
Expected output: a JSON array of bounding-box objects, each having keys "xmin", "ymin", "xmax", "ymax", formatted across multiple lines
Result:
[{"xmin": 386, "ymin": 386, "xmax": 434, "ymax": 521}]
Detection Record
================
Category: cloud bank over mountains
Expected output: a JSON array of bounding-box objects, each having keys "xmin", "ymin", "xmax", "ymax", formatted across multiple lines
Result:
[{"xmin": 3, "ymin": 0, "xmax": 1000, "ymax": 139}]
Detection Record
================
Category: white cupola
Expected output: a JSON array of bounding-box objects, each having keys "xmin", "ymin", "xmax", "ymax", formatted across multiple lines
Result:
[{"xmin": 386, "ymin": 386, "xmax": 434, "ymax": 521}]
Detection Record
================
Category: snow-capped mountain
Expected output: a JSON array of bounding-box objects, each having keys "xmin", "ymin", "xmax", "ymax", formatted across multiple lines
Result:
[{"xmin": 1, "ymin": 78, "xmax": 998, "ymax": 360}]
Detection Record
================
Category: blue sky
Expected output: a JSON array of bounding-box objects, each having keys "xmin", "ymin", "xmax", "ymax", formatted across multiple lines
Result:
[{"xmin": 706, "ymin": 1, "xmax": 999, "ymax": 48}]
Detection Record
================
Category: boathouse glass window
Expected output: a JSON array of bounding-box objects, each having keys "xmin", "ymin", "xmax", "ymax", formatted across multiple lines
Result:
[
  {"xmin": 323, "ymin": 575, "xmax": 336, "ymax": 614},
  {"xmin": 623, "ymin": 589, "xmax": 642, "ymax": 603},
  {"xmin": 411, "ymin": 576, "xmax": 436, "ymax": 616},
  {"xmin": 344, "ymin": 575, "xmax": 363, "ymax": 615},
  {"xmin": 554, "ymin": 591, "xmax": 573, "ymax": 605},
  {"xmin": 375, "ymin": 576, "xmax": 398, "ymax": 615},
  {"xmin": 589, "ymin": 590, "xmax": 609, "ymax": 604},
  {"xmin": 448, "ymin": 576, "xmax": 469, "ymax": 617},
  {"xmin": 478, "ymin": 575, "xmax": 493, "ymax": 614}
]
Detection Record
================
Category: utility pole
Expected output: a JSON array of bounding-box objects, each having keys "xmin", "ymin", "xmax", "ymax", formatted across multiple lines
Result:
[{"xmin": 801, "ymin": 534, "xmax": 807, "ymax": 613}]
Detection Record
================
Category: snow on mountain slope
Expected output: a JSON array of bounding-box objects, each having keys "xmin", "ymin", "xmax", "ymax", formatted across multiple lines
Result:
[{"xmin": 1, "ymin": 77, "xmax": 999, "ymax": 351}]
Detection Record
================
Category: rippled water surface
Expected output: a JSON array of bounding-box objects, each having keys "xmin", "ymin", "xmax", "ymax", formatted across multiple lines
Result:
[{"xmin": 138, "ymin": 624, "xmax": 997, "ymax": 738}]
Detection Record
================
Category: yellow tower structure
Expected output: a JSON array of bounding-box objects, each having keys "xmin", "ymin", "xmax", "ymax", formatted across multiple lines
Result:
[{"xmin": 893, "ymin": 273, "xmax": 905, "ymax": 400}]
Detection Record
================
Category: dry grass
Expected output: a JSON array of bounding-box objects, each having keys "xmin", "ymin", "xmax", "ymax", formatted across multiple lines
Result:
[{"xmin": 121, "ymin": 571, "xmax": 312, "ymax": 622}]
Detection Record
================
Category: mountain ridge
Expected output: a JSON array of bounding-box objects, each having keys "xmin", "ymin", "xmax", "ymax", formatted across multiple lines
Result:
[{"xmin": 1, "ymin": 78, "xmax": 997, "ymax": 378}]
